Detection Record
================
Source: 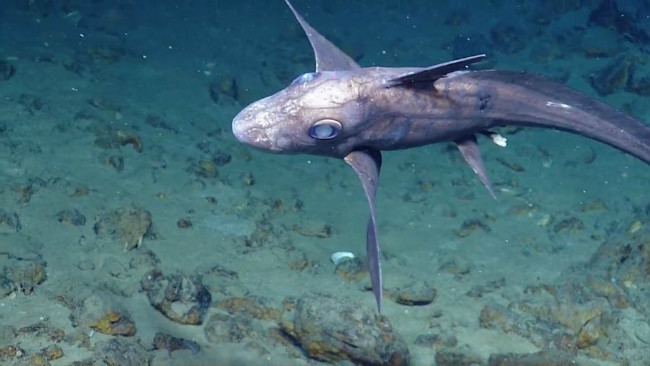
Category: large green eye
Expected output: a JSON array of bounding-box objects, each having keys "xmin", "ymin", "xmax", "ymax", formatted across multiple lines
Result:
[{"xmin": 308, "ymin": 119, "xmax": 342, "ymax": 140}]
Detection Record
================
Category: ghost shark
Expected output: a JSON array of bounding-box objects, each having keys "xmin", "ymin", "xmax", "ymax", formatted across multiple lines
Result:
[{"xmin": 232, "ymin": 0, "xmax": 650, "ymax": 312}]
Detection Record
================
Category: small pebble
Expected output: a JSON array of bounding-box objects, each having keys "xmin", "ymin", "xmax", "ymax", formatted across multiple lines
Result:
[
  {"xmin": 55, "ymin": 209, "xmax": 86, "ymax": 226},
  {"xmin": 177, "ymin": 218, "xmax": 192, "ymax": 229},
  {"xmin": 0, "ymin": 60, "xmax": 16, "ymax": 81}
]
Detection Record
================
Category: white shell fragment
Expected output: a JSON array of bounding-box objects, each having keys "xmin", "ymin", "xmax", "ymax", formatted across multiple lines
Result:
[
  {"xmin": 489, "ymin": 133, "xmax": 507, "ymax": 147},
  {"xmin": 330, "ymin": 251, "xmax": 355, "ymax": 265}
]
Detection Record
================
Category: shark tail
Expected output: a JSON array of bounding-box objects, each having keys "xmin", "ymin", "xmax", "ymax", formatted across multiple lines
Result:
[{"xmin": 458, "ymin": 71, "xmax": 650, "ymax": 164}]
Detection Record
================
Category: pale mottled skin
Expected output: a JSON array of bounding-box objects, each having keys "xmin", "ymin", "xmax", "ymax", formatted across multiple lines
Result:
[{"xmin": 233, "ymin": 67, "xmax": 650, "ymax": 163}]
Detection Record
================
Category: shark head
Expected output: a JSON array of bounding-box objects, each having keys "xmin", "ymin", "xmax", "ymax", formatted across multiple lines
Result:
[
  {"xmin": 232, "ymin": 0, "xmax": 365, "ymax": 158},
  {"xmin": 232, "ymin": 69, "xmax": 371, "ymax": 157}
]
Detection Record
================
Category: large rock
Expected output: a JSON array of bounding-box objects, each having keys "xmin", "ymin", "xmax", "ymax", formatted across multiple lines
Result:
[
  {"xmin": 95, "ymin": 338, "xmax": 150, "ymax": 366},
  {"xmin": 94, "ymin": 206, "xmax": 152, "ymax": 250},
  {"xmin": 488, "ymin": 350, "xmax": 576, "ymax": 366},
  {"xmin": 280, "ymin": 294, "xmax": 409, "ymax": 365},
  {"xmin": 387, "ymin": 280, "xmax": 436, "ymax": 306},
  {"xmin": 141, "ymin": 270, "xmax": 211, "ymax": 325},
  {"xmin": 71, "ymin": 293, "xmax": 136, "ymax": 336}
]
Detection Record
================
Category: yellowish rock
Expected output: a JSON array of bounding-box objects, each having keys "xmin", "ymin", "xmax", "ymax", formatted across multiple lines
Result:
[
  {"xmin": 577, "ymin": 315, "xmax": 603, "ymax": 349},
  {"xmin": 91, "ymin": 311, "xmax": 136, "ymax": 336},
  {"xmin": 196, "ymin": 160, "xmax": 218, "ymax": 178},
  {"xmin": 41, "ymin": 345, "xmax": 63, "ymax": 361}
]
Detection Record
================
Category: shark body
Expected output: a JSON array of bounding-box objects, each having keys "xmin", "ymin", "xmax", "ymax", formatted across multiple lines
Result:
[{"xmin": 232, "ymin": 0, "xmax": 650, "ymax": 312}]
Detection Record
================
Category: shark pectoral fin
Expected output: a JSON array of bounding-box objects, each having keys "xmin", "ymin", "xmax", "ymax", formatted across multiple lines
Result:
[
  {"xmin": 386, "ymin": 54, "xmax": 487, "ymax": 87},
  {"xmin": 344, "ymin": 149, "xmax": 383, "ymax": 312},
  {"xmin": 456, "ymin": 135, "xmax": 497, "ymax": 199},
  {"xmin": 284, "ymin": 0, "xmax": 360, "ymax": 72}
]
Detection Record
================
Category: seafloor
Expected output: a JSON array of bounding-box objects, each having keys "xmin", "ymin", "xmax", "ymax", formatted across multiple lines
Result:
[{"xmin": 1, "ymin": 0, "xmax": 650, "ymax": 365}]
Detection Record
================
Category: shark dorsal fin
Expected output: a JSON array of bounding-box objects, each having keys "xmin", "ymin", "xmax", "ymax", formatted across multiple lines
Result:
[
  {"xmin": 285, "ymin": 0, "xmax": 360, "ymax": 72},
  {"xmin": 387, "ymin": 54, "xmax": 486, "ymax": 87}
]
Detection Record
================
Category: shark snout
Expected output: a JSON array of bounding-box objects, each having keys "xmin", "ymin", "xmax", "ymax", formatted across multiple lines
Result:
[
  {"xmin": 232, "ymin": 101, "xmax": 286, "ymax": 152},
  {"xmin": 232, "ymin": 111, "xmax": 259, "ymax": 144},
  {"xmin": 232, "ymin": 124, "xmax": 268, "ymax": 147},
  {"xmin": 232, "ymin": 114, "xmax": 270, "ymax": 149}
]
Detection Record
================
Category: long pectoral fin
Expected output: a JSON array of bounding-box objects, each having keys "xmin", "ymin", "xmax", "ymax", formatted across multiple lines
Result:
[
  {"xmin": 344, "ymin": 149, "xmax": 383, "ymax": 312},
  {"xmin": 456, "ymin": 135, "xmax": 496, "ymax": 199}
]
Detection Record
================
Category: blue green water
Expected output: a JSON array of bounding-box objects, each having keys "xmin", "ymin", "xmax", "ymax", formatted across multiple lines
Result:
[{"xmin": 0, "ymin": 1, "xmax": 649, "ymax": 365}]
